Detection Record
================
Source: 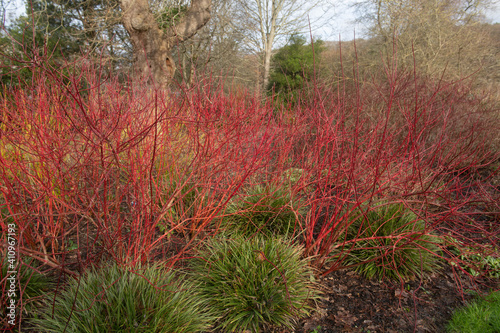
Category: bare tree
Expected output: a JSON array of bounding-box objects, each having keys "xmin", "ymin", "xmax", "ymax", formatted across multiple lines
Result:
[
  {"xmin": 153, "ymin": 0, "xmax": 244, "ymax": 87},
  {"xmin": 352, "ymin": 0, "xmax": 498, "ymax": 80},
  {"xmin": 10, "ymin": 0, "xmax": 213, "ymax": 85},
  {"xmin": 236, "ymin": 0, "xmax": 330, "ymax": 92},
  {"xmin": 0, "ymin": 0, "xmax": 20, "ymax": 25},
  {"xmin": 120, "ymin": 0, "xmax": 212, "ymax": 86},
  {"xmin": 68, "ymin": 0, "xmax": 130, "ymax": 68}
]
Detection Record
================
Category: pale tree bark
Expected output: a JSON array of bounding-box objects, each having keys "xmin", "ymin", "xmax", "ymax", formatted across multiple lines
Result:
[
  {"xmin": 260, "ymin": 4, "xmax": 277, "ymax": 89},
  {"xmin": 256, "ymin": 0, "xmax": 279, "ymax": 89},
  {"xmin": 120, "ymin": 0, "xmax": 211, "ymax": 86},
  {"xmin": 238, "ymin": 0, "xmax": 329, "ymax": 92}
]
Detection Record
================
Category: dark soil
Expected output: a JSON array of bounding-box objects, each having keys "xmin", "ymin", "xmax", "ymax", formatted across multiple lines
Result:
[
  {"xmin": 296, "ymin": 268, "xmax": 498, "ymax": 333},
  {"xmin": 7, "ymin": 199, "xmax": 499, "ymax": 333},
  {"xmin": 47, "ymin": 233, "xmax": 500, "ymax": 333},
  {"xmin": 291, "ymin": 168, "xmax": 500, "ymax": 333},
  {"xmin": 6, "ymin": 237, "xmax": 499, "ymax": 333}
]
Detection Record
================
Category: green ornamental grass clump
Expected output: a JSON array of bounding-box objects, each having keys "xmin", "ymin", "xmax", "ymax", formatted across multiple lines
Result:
[
  {"xmin": 281, "ymin": 168, "xmax": 304, "ymax": 185},
  {"xmin": 222, "ymin": 183, "xmax": 304, "ymax": 237},
  {"xmin": 31, "ymin": 263, "xmax": 214, "ymax": 333},
  {"xmin": 336, "ymin": 203, "xmax": 442, "ymax": 281},
  {"xmin": 447, "ymin": 291, "xmax": 500, "ymax": 333},
  {"xmin": 190, "ymin": 235, "xmax": 318, "ymax": 332},
  {"xmin": 1, "ymin": 259, "xmax": 52, "ymax": 303},
  {"xmin": 1, "ymin": 259, "xmax": 52, "ymax": 326}
]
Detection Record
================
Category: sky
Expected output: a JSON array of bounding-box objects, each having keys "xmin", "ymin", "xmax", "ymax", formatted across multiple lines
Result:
[
  {"xmin": 3, "ymin": 0, "xmax": 500, "ymax": 41},
  {"xmin": 311, "ymin": 0, "xmax": 500, "ymax": 41}
]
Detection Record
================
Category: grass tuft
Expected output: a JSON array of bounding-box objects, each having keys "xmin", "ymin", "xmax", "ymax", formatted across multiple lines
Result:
[
  {"xmin": 190, "ymin": 235, "xmax": 318, "ymax": 332},
  {"xmin": 222, "ymin": 183, "xmax": 304, "ymax": 237},
  {"xmin": 31, "ymin": 262, "xmax": 214, "ymax": 333},
  {"xmin": 447, "ymin": 291, "xmax": 500, "ymax": 333},
  {"xmin": 1, "ymin": 259, "xmax": 52, "ymax": 327},
  {"xmin": 335, "ymin": 203, "xmax": 442, "ymax": 281}
]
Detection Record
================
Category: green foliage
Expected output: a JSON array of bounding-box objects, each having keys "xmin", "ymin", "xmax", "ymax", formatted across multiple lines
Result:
[
  {"xmin": 268, "ymin": 34, "xmax": 324, "ymax": 104},
  {"xmin": 281, "ymin": 167, "xmax": 304, "ymax": 185},
  {"xmin": 1, "ymin": 259, "xmax": 51, "ymax": 300},
  {"xmin": 458, "ymin": 254, "xmax": 500, "ymax": 278},
  {"xmin": 222, "ymin": 183, "xmax": 304, "ymax": 237},
  {"xmin": 1, "ymin": 258, "xmax": 52, "ymax": 325},
  {"xmin": 190, "ymin": 235, "xmax": 318, "ymax": 332},
  {"xmin": 447, "ymin": 291, "xmax": 500, "ymax": 333},
  {"xmin": 335, "ymin": 203, "xmax": 442, "ymax": 281},
  {"xmin": 157, "ymin": 5, "xmax": 189, "ymax": 32},
  {"xmin": 31, "ymin": 263, "xmax": 214, "ymax": 333},
  {"xmin": 446, "ymin": 238, "xmax": 500, "ymax": 279},
  {"xmin": 0, "ymin": 0, "xmax": 81, "ymax": 86}
]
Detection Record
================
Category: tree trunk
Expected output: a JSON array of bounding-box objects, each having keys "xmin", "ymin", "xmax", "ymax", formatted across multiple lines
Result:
[
  {"xmin": 262, "ymin": 38, "xmax": 274, "ymax": 90},
  {"xmin": 120, "ymin": 0, "xmax": 212, "ymax": 87},
  {"xmin": 258, "ymin": 0, "xmax": 277, "ymax": 92}
]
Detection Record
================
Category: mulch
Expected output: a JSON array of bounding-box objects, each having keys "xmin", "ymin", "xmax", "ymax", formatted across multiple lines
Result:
[{"xmin": 297, "ymin": 267, "xmax": 498, "ymax": 333}]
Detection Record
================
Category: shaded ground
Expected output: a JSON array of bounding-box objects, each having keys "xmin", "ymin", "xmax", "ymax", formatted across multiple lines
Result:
[
  {"xmin": 150, "ymin": 233, "xmax": 498, "ymax": 333},
  {"xmin": 293, "ymin": 168, "xmax": 500, "ymax": 332},
  {"xmin": 8, "ymin": 236, "xmax": 499, "ymax": 333},
  {"xmin": 297, "ymin": 268, "xmax": 498, "ymax": 333}
]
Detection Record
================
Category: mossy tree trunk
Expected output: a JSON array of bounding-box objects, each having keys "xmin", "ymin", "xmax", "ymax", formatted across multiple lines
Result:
[{"xmin": 120, "ymin": 0, "xmax": 211, "ymax": 87}]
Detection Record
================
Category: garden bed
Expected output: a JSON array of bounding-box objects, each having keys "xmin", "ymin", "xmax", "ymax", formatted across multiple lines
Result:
[{"xmin": 300, "ymin": 269, "xmax": 498, "ymax": 332}]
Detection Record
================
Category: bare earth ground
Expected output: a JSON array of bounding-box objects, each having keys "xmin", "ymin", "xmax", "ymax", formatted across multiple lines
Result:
[
  {"xmin": 12, "ymin": 233, "xmax": 499, "ymax": 332},
  {"xmin": 155, "ymin": 235, "xmax": 498, "ymax": 333},
  {"xmin": 293, "ymin": 170, "xmax": 500, "ymax": 333},
  {"xmin": 297, "ymin": 269, "xmax": 498, "ymax": 333}
]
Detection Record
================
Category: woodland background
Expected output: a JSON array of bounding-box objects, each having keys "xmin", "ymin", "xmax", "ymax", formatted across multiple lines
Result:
[{"xmin": 1, "ymin": 0, "xmax": 500, "ymax": 331}]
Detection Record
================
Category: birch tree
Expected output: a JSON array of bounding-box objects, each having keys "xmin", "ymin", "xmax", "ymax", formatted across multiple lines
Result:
[{"xmin": 237, "ymin": 0, "xmax": 329, "ymax": 92}]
